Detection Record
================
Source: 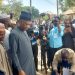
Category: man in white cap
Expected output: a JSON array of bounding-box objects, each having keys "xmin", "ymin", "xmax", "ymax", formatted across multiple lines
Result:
[{"xmin": 0, "ymin": 23, "xmax": 12, "ymax": 75}]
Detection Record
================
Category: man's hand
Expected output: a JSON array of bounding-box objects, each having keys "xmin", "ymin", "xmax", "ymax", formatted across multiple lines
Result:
[
  {"xmin": 19, "ymin": 70, "xmax": 26, "ymax": 75},
  {"xmin": 64, "ymin": 28, "xmax": 68, "ymax": 33},
  {"xmin": 58, "ymin": 25, "xmax": 61, "ymax": 32},
  {"xmin": 68, "ymin": 27, "xmax": 72, "ymax": 32},
  {"xmin": 64, "ymin": 27, "xmax": 72, "ymax": 33}
]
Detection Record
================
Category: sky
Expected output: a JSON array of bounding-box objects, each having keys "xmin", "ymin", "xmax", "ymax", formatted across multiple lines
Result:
[
  {"xmin": 3, "ymin": 0, "xmax": 58, "ymax": 14},
  {"xmin": 22, "ymin": 0, "xmax": 57, "ymax": 14}
]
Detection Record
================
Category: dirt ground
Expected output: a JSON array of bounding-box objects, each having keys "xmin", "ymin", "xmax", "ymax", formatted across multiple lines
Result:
[{"xmin": 36, "ymin": 45, "xmax": 51, "ymax": 75}]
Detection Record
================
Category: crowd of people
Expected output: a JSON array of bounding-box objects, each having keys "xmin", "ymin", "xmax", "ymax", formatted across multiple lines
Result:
[
  {"xmin": 0, "ymin": 11, "xmax": 75, "ymax": 75},
  {"xmin": 38, "ymin": 16, "xmax": 75, "ymax": 75}
]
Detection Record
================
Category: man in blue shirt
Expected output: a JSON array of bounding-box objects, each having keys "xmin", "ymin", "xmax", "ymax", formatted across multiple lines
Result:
[
  {"xmin": 47, "ymin": 16, "xmax": 64, "ymax": 68},
  {"xmin": 31, "ymin": 31, "xmax": 38, "ymax": 71}
]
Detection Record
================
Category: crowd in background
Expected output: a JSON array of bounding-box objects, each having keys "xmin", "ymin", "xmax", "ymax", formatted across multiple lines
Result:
[{"xmin": 0, "ymin": 11, "xmax": 75, "ymax": 75}]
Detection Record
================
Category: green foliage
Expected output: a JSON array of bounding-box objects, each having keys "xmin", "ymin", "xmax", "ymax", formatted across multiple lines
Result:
[
  {"xmin": 0, "ymin": 0, "xmax": 22, "ymax": 19},
  {"xmin": 11, "ymin": 1, "xmax": 22, "ymax": 19},
  {"xmin": 31, "ymin": 7, "xmax": 39, "ymax": 19},
  {"xmin": 42, "ymin": 15, "xmax": 49, "ymax": 20},
  {"xmin": 40, "ymin": 13, "xmax": 46, "ymax": 17},
  {"xmin": 66, "ymin": 0, "xmax": 75, "ymax": 8},
  {"xmin": 0, "ymin": 0, "xmax": 39, "ymax": 20},
  {"xmin": 59, "ymin": 0, "xmax": 75, "ymax": 12},
  {"xmin": 40, "ymin": 13, "xmax": 49, "ymax": 21},
  {"xmin": 0, "ymin": 5, "xmax": 10, "ymax": 13}
]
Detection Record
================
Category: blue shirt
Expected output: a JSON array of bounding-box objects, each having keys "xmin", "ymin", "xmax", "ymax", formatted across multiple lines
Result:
[
  {"xmin": 31, "ymin": 37, "xmax": 37, "ymax": 45},
  {"xmin": 48, "ymin": 25, "xmax": 64, "ymax": 48}
]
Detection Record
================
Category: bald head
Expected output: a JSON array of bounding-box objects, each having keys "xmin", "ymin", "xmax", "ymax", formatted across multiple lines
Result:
[
  {"xmin": 0, "ymin": 23, "xmax": 5, "ymax": 28},
  {"xmin": 0, "ymin": 23, "xmax": 5, "ymax": 41},
  {"xmin": 61, "ymin": 48, "xmax": 69, "ymax": 60}
]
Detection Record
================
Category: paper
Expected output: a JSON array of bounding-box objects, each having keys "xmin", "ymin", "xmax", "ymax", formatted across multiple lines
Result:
[{"xmin": 63, "ymin": 68, "xmax": 70, "ymax": 75}]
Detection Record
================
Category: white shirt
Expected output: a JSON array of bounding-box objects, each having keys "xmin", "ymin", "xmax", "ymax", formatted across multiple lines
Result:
[{"xmin": 3, "ymin": 29, "xmax": 10, "ymax": 50}]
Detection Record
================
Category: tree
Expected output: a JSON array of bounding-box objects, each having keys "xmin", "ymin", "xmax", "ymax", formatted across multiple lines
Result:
[
  {"xmin": 65, "ymin": 0, "xmax": 75, "ymax": 8},
  {"xmin": 0, "ymin": 0, "xmax": 22, "ymax": 19},
  {"xmin": 11, "ymin": 1, "xmax": 22, "ymax": 19},
  {"xmin": 1, "ymin": 5, "xmax": 11, "ymax": 14},
  {"xmin": 31, "ymin": 7, "xmax": 39, "ymax": 19},
  {"xmin": 7, "ymin": 0, "xmax": 23, "ymax": 19},
  {"xmin": 59, "ymin": 0, "xmax": 75, "ymax": 12},
  {"xmin": 40, "ymin": 13, "xmax": 49, "ymax": 20},
  {"xmin": 0, "ymin": 0, "xmax": 2, "ymax": 5},
  {"xmin": 0, "ymin": 0, "xmax": 39, "ymax": 20}
]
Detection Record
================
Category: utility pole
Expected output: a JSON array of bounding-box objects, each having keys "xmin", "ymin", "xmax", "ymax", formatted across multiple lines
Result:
[
  {"xmin": 30, "ymin": 0, "xmax": 31, "ymax": 7},
  {"xmin": 30, "ymin": 0, "xmax": 32, "ymax": 14},
  {"xmin": 57, "ymin": 0, "xmax": 59, "ymax": 15},
  {"xmin": 30, "ymin": 0, "xmax": 32, "ymax": 19}
]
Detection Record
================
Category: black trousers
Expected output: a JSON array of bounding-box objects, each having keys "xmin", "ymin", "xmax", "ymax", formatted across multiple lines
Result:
[
  {"xmin": 41, "ymin": 45, "xmax": 47, "ymax": 71},
  {"xmin": 12, "ymin": 64, "xmax": 18, "ymax": 75},
  {"xmin": 47, "ymin": 47, "xmax": 51, "ymax": 68},
  {"xmin": 49, "ymin": 47, "xmax": 62, "ymax": 66},
  {"xmin": 0, "ymin": 71, "xmax": 5, "ymax": 75},
  {"xmin": 32, "ymin": 44, "xmax": 38, "ymax": 70}
]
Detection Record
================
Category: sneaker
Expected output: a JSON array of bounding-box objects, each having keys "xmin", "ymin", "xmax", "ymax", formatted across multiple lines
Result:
[{"xmin": 47, "ymin": 68, "xmax": 50, "ymax": 72}]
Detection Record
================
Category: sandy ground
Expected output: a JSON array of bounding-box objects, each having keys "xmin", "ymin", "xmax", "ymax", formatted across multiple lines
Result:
[{"xmin": 36, "ymin": 45, "xmax": 51, "ymax": 75}]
